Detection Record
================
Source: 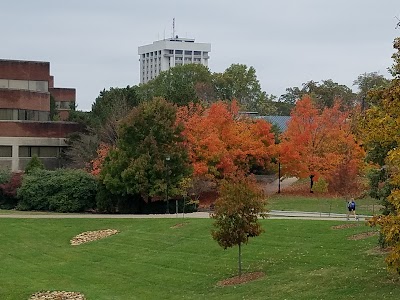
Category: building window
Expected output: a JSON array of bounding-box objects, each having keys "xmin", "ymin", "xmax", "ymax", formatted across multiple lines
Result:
[
  {"xmin": 175, "ymin": 50, "xmax": 183, "ymax": 55},
  {"xmin": 0, "ymin": 109, "xmax": 49, "ymax": 121},
  {"xmin": 19, "ymin": 146, "xmax": 60, "ymax": 158},
  {"xmin": 0, "ymin": 79, "xmax": 48, "ymax": 92},
  {"xmin": 55, "ymin": 101, "xmax": 74, "ymax": 110},
  {"xmin": 0, "ymin": 109, "xmax": 13, "ymax": 120},
  {"xmin": 184, "ymin": 50, "xmax": 192, "ymax": 55},
  {"xmin": 194, "ymin": 51, "xmax": 201, "ymax": 55},
  {"xmin": 0, "ymin": 146, "xmax": 12, "ymax": 157}
]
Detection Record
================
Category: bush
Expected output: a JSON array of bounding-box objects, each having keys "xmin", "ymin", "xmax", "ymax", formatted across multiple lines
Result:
[
  {"xmin": 0, "ymin": 172, "xmax": 23, "ymax": 209},
  {"xmin": 17, "ymin": 169, "xmax": 97, "ymax": 212},
  {"xmin": 0, "ymin": 169, "xmax": 11, "ymax": 185}
]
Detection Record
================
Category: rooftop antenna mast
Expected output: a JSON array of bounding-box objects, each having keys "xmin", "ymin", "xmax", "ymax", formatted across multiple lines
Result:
[
  {"xmin": 396, "ymin": 16, "xmax": 400, "ymax": 29},
  {"xmin": 172, "ymin": 18, "xmax": 176, "ymax": 37}
]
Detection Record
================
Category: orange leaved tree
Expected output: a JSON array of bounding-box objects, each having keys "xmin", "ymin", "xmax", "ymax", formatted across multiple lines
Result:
[
  {"xmin": 90, "ymin": 143, "xmax": 111, "ymax": 176},
  {"xmin": 177, "ymin": 100, "xmax": 276, "ymax": 180},
  {"xmin": 279, "ymin": 95, "xmax": 364, "ymax": 192}
]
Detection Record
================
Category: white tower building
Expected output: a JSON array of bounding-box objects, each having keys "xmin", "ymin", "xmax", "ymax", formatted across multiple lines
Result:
[{"xmin": 138, "ymin": 36, "xmax": 211, "ymax": 84}]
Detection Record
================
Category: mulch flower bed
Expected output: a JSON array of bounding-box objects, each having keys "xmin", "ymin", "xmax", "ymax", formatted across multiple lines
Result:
[
  {"xmin": 70, "ymin": 229, "xmax": 119, "ymax": 246},
  {"xmin": 217, "ymin": 272, "xmax": 265, "ymax": 286},
  {"xmin": 29, "ymin": 291, "xmax": 85, "ymax": 300},
  {"xmin": 348, "ymin": 231, "xmax": 379, "ymax": 240},
  {"xmin": 331, "ymin": 223, "xmax": 361, "ymax": 230},
  {"xmin": 170, "ymin": 223, "xmax": 186, "ymax": 229}
]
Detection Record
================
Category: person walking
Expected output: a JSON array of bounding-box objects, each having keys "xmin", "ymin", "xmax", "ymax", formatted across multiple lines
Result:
[{"xmin": 347, "ymin": 198, "xmax": 358, "ymax": 221}]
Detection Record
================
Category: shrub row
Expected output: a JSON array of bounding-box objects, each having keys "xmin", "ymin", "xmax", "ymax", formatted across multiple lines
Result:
[
  {"xmin": 1, "ymin": 168, "xmax": 197, "ymax": 214},
  {"xmin": 17, "ymin": 169, "xmax": 97, "ymax": 213}
]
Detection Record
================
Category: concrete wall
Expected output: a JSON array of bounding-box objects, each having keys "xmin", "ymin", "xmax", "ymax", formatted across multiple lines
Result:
[{"xmin": 0, "ymin": 136, "xmax": 68, "ymax": 171}]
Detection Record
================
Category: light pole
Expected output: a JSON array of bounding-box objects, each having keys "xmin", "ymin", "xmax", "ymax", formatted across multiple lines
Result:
[
  {"xmin": 278, "ymin": 161, "xmax": 281, "ymax": 194},
  {"xmin": 165, "ymin": 155, "xmax": 170, "ymax": 214}
]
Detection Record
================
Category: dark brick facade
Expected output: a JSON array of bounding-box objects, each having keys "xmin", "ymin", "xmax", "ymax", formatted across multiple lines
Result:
[
  {"xmin": 0, "ymin": 121, "xmax": 82, "ymax": 138},
  {"xmin": 0, "ymin": 60, "xmax": 50, "ymax": 81},
  {"xmin": 0, "ymin": 89, "xmax": 50, "ymax": 111},
  {"xmin": 49, "ymin": 87, "xmax": 76, "ymax": 120},
  {"xmin": 0, "ymin": 59, "xmax": 76, "ymax": 120},
  {"xmin": 49, "ymin": 88, "xmax": 75, "ymax": 101}
]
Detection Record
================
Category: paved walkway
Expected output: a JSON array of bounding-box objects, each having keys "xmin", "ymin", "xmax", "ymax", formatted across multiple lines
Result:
[
  {"xmin": 0, "ymin": 210, "xmax": 370, "ymax": 222},
  {"xmin": 262, "ymin": 177, "xmax": 299, "ymax": 195}
]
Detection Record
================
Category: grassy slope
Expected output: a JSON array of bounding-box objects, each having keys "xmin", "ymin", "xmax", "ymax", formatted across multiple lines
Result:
[{"xmin": 0, "ymin": 218, "xmax": 398, "ymax": 300}]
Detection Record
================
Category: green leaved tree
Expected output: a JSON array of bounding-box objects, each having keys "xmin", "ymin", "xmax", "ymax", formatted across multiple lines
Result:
[
  {"xmin": 211, "ymin": 176, "xmax": 267, "ymax": 277},
  {"xmin": 99, "ymin": 97, "xmax": 192, "ymax": 212},
  {"xmin": 138, "ymin": 64, "xmax": 213, "ymax": 106}
]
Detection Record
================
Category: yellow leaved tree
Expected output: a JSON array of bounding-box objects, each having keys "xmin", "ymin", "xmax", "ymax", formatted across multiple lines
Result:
[{"xmin": 361, "ymin": 38, "xmax": 400, "ymax": 274}]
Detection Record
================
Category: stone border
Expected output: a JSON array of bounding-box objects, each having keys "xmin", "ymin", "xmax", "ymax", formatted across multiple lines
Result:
[
  {"xmin": 29, "ymin": 291, "xmax": 85, "ymax": 300},
  {"xmin": 70, "ymin": 229, "xmax": 119, "ymax": 246}
]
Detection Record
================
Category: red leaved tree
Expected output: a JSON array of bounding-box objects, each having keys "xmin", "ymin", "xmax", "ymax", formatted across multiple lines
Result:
[
  {"xmin": 279, "ymin": 95, "xmax": 364, "ymax": 192},
  {"xmin": 177, "ymin": 100, "xmax": 276, "ymax": 180}
]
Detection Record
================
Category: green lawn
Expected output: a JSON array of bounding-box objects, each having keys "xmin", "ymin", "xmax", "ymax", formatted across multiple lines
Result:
[
  {"xmin": 0, "ymin": 218, "xmax": 398, "ymax": 299},
  {"xmin": 269, "ymin": 194, "xmax": 382, "ymax": 215}
]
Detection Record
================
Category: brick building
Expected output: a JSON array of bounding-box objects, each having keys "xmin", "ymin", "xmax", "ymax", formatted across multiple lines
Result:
[{"xmin": 0, "ymin": 59, "xmax": 80, "ymax": 171}]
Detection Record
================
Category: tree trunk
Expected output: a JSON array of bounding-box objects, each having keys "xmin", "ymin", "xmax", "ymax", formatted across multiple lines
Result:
[
  {"xmin": 182, "ymin": 196, "xmax": 186, "ymax": 218},
  {"xmin": 238, "ymin": 242, "xmax": 242, "ymax": 277}
]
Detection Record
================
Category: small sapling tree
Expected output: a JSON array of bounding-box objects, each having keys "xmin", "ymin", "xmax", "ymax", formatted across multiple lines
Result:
[
  {"xmin": 211, "ymin": 176, "xmax": 267, "ymax": 277},
  {"xmin": 25, "ymin": 155, "xmax": 45, "ymax": 174}
]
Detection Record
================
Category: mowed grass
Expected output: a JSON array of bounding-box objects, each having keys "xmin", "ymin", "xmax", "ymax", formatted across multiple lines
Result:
[
  {"xmin": 0, "ymin": 218, "xmax": 399, "ymax": 300},
  {"xmin": 269, "ymin": 194, "xmax": 381, "ymax": 215}
]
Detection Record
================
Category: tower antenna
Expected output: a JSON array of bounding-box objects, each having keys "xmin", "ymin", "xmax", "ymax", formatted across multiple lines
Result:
[{"xmin": 172, "ymin": 18, "xmax": 175, "ymax": 37}]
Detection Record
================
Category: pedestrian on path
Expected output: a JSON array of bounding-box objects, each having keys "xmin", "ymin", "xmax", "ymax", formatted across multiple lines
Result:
[{"xmin": 346, "ymin": 198, "xmax": 358, "ymax": 221}]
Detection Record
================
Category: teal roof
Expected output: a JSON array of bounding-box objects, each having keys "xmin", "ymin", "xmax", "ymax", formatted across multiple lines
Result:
[{"xmin": 256, "ymin": 116, "xmax": 291, "ymax": 132}]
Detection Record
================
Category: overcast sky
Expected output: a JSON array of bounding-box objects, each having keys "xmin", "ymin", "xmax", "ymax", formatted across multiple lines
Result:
[{"xmin": 1, "ymin": 0, "xmax": 399, "ymax": 111}]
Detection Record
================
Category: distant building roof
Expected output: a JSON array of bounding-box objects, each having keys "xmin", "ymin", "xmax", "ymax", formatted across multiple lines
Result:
[{"xmin": 256, "ymin": 116, "xmax": 291, "ymax": 132}]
